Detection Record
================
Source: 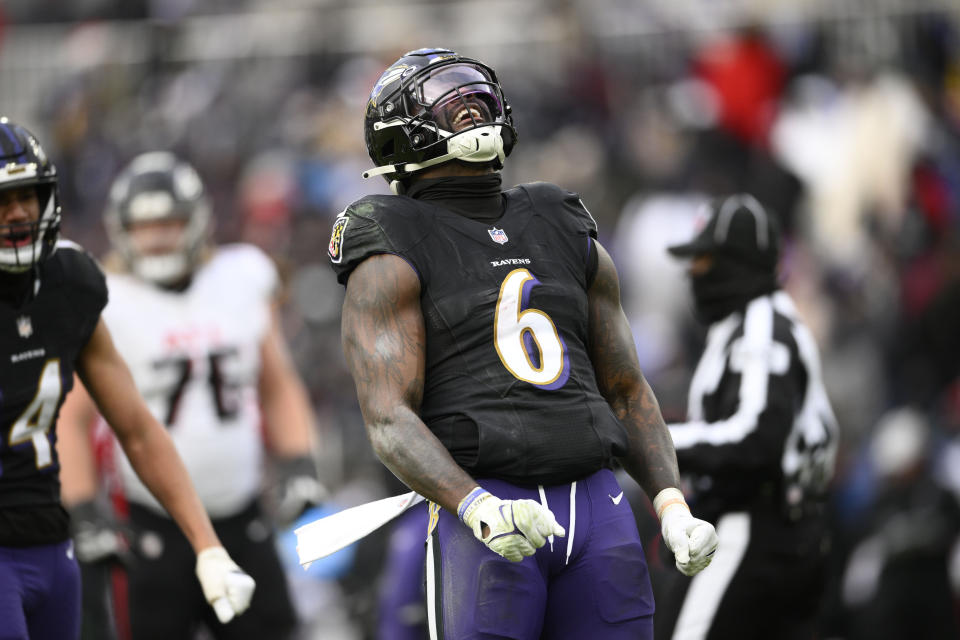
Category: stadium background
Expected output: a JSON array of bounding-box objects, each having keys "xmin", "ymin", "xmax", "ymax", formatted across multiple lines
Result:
[{"xmin": 1, "ymin": 1, "xmax": 958, "ymax": 637}]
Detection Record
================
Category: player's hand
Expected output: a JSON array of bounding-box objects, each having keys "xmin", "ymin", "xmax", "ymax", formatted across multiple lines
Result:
[
  {"xmin": 195, "ymin": 546, "xmax": 256, "ymax": 624},
  {"xmin": 273, "ymin": 455, "xmax": 327, "ymax": 528},
  {"xmin": 654, "ymin": 488, "xmax": 718, "ymax": 577},
  {"xmin": 69, "ymin": 500, "xmax": 129, "ymax": 565},
  {"xmin": 458, "ymin": 487, "xmax": 565, "ymax": 562}
]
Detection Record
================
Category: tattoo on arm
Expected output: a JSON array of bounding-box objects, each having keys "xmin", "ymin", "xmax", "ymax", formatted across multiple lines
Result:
[
  {"xmin": 342, "ymin": 257, "xmax": 423, "ymax": 414},
  {"xmin": 341, "ymin": 254, "xmax": 477, "ymax": 513},
  {"xmin": 587, "ymin": 242, "xmax": 681, "ymax": 497}
]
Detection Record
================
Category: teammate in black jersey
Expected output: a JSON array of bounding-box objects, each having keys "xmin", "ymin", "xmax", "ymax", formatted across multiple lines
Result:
[
  {"xmin": 0, "ymin": 117, "xmax": 255, "ymax": 640},
  {"xmin": 659, "ymin": 194, "xmax": 839, "ymax": 640},
  {"xmin": 328, "ymin": 48, "xmax": 718, "ymax": 639}
]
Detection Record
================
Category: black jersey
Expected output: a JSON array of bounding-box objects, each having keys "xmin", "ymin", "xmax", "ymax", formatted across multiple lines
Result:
[
  {"xmin": 331, "ymin": 181, "xmax": 629, "ymax": 486},
  {"xmin": 0, "ymin": 241, "xmax": 107, "ymax": 545}
]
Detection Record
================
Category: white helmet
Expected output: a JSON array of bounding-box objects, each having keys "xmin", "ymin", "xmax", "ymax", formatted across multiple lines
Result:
[{"xmin": 104, "ymin": 152, "xmax": 212, "ymax": 285}]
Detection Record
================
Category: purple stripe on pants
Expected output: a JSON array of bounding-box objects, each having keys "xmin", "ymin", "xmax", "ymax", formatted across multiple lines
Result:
[
  {"xmin": 428, "ymin": 469, "xmax": 654, "ymax": 639},
  {"xmin": 0, "ymin": 540, "xmax": 82, "ymax": 640}
]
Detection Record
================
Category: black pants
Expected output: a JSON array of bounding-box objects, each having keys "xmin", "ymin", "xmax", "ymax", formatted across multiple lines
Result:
[
  {"xmin": 125, "ymin": 501, "xmax": 297, "ymax": 640},
  {"xmin": 654, "ymin": 510, "xmax": 828, "ymax": 640}
]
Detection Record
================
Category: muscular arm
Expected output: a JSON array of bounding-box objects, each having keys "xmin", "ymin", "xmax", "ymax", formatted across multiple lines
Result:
[
  {"xmin": 75, "ymin": 318, "xmax": 220, "ymax": 552},
  {"xmin": 341, "ymin": 253, "xmax": 477, "ymax": 514},
  {"xmin": 258, "ymin": 303, "xmax": 316, "ymax": 457},
  {"xmin": 588, "ymin": 241, "xmax": 681, "ymax": 498}
]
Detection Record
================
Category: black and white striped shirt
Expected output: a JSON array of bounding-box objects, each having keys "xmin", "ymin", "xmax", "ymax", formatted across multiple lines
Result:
[{"xmin": 669, "ymin": 290, "xmax": 838, "ymax": 522}]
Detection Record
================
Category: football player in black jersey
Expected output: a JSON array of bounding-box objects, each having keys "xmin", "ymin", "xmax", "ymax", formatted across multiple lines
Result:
[
  {"xmin": 0, "ymin": 118, "xmax": 255, "ymax": 640},
  {"xmin": 328, "ymin": 49, "xmax": 719, "ymax": 639}
]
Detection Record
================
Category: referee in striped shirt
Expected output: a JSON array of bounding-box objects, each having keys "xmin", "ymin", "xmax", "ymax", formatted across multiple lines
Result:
[{"xmin": 655, "ymin": 194, "xmax": 839, "ymax": 640}]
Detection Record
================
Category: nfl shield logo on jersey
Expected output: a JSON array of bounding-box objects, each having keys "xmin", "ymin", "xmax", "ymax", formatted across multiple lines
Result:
[
  {"xmin": 16, "ymin": 315, "xmax": 32, "ymax": 338},
  {"xmin": 488, "ymin": 227, "xmax": 508, "ymax": 245}
]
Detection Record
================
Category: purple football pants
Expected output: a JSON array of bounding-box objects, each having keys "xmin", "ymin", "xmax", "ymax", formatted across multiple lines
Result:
[
  {"xmin": 377, "ymin": 501, "xmax": 429, "ymax": 640},
  {"xmin": 0, "ymin": 540, "xmax": 82, "ymax": 640},
  {"xmin": 426, "ymin": 469, "xmax": 654, "ymax": 639}
]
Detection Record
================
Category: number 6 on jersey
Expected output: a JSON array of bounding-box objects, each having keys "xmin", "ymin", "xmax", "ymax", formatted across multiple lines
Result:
[{"xmin": 494, "ymin": 269, "xmax": 570, "ymax": 389}]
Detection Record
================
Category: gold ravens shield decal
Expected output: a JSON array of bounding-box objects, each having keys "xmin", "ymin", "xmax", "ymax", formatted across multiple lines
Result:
[{"xmin": 328, "ymin": 215, "xmax": 349, "ymax": 263}]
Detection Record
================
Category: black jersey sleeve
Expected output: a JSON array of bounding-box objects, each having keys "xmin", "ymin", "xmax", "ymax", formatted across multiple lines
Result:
[
  {"xmin": 586, "ymin": 237, "xmax": 599, "ymax": 288},
  {"xmin": 560, "ymin": 189, "xmax": 601, "ymax": 286},
  {"xmin": 328, "ymin": 195, "xmax": 429, "ymax": 286},
  {"xmin": 54, "ymin": 241, "xmax": 108, "ymax": 345},
  {"xmin": 559, "ymin": 188, "xmax": 599, "ymax": 239}
]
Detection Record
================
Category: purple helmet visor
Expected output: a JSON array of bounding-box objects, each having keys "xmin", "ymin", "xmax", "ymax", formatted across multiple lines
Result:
[{"xmin": 410, "ymin": 64, "xmax": 505, "ymax": 131}]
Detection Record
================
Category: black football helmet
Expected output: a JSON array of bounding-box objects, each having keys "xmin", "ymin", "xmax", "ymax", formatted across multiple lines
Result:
[
  {"xmin": 363, "ymin": 48, "xmax": 517, "ymax": 192},
  {"xmin": 104, "ymin": 152, "xmax": 212, "ymax": 285},
  {"xmin": 0, "ymin": 117, "xmax": 61, "ymax": 273}
]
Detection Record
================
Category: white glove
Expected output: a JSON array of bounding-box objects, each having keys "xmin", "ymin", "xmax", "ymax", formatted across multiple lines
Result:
[
  {"xmin": 654, "ymin": 488, "xmax": 718, "ymax": 577},
  {"xmin": 458, "ymin": 487, "xmax": 565, "ymax": 562},
  {"xmin": 195, "ymin": 546, "xmax": 257, "ymax": 624}
]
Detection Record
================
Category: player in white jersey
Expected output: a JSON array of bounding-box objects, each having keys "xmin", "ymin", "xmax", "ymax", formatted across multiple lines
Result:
[
  {"xmin": 105, "ymin": 244, "xmax": 277, "ymax": 518},
  {"xmin": 57, "ymin": 152, "xmax": 323, "ymax": 640}
]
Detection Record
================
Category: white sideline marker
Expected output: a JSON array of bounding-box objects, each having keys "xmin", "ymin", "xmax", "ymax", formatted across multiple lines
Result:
[{"xmin": 295, "ymin": 491, "xmax": 425, "ymax": 569}]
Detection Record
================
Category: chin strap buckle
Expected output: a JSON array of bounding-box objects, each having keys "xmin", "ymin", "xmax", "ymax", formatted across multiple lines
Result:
[{"xmin": 362, "ymin": 126, "xmax": 506, "ymax": 181}]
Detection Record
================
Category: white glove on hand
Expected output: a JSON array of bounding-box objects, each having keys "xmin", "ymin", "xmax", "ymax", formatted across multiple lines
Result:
[
  {"xmin": 458, "ymin": 487, "xmax": 565, "ymax": 562},
  {"xmin": 195, "ymin": 547, "xmax": 257, "ymax": 624},
  {"xmin": 654, "ymin": 488, "xmax": 718, "ymax": 577}
]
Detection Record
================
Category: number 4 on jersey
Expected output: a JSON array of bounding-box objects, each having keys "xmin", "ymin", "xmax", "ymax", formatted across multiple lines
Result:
[
  {"xmin": 494, "ymin": 269, "xmax": 570, "ymax": 390},
  {"xmin": 8, "ymin": 359, "xmax": 62, "ymax": 470}
]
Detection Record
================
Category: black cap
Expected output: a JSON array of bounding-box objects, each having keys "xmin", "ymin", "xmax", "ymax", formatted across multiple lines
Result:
[{"xmin": 668, "ymin": 194, "xmax": 780, "ymax": 269}]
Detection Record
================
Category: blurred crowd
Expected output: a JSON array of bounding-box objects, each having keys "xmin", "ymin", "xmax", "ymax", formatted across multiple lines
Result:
[{"xmin": 2, "ymin": 1, "xmax": 959, "ymax": 638}]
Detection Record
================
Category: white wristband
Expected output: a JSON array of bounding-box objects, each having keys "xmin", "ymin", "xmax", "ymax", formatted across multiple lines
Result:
[{"xmin": 653, "ymin": 487, "xmax": 689, "ymax": 521}]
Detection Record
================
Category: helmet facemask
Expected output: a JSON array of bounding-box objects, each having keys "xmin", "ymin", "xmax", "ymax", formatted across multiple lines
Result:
[
  {"xmin": 122, "ymin": 213, "xmax": 207, "ymax": 285},
  {"xmin": 409, "ymin": 64, "xmax": 505, "ymax": 134},
  {"xmin": 0, "ymin": 184, "xmax": 60, "ymax": 274}
]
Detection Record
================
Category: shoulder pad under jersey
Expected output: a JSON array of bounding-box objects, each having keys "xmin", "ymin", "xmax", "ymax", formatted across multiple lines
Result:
[
  {"xmin": 327, "ymin": 194, "xmax": 430, "ymax": 286},
  {"xmin": 50, "ymin": 239, "xmax": 108, "ymax": 311},
  {"xmin": 510, "ymin": 181, "xmax": 598, "ymax": 238},
  {"xmin": 212, "ymin": 243, "xmax": 279, "ymax": 300}
]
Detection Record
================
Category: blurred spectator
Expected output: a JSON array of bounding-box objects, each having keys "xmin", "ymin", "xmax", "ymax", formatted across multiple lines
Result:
[
  {"xmin": 771, "ymin": 68, "xmax": 929, "ymax": 271},
  {"xmin": 693, "ymin": 26, "xmax": 786, "ymax": 148},
  {"xmin": 839, "ymin": 408, "xmax": 960, "ymax": 640},
  {"xmin": 613, "ymin": 192, "xmax": 706, "ymax": 382}
]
